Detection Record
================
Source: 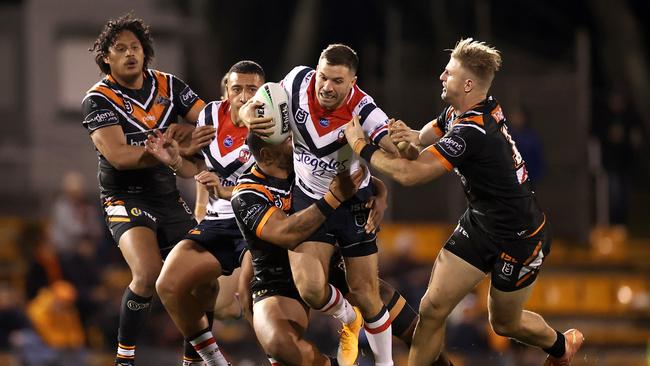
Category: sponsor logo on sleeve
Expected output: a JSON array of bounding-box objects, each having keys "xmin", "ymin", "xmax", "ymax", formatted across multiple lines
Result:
[
  {"xmin": 239, "ymin": 203, "xmax": 265, "ymax": 227},
  {"xmin": 84, "ymin": 109, "xmax": 119, "ymax": 129},
  {"xmin": 437, "ymin": 135, "xmax": 466, "ymax": 158},
  {"xmin": 180, "ymin": 86, "xmax": 198, "ymax": 107}
]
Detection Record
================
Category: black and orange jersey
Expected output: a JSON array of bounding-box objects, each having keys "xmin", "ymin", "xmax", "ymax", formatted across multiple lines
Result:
[
  {"xmin": 81, "ymin": 69, "xmax": 203, "ymax": 196},
  {"xmin": 231, "ymin": 165, "xmax": 295, "ymax": 294},
  {"xmin": 425, "ymin": 96, "xmax": 545, "ymax": 239}
]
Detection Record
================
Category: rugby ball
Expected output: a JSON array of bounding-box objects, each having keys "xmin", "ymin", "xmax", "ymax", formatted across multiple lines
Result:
[{"xmin": 252, "ymin": 82, "xmax": 291, "ymax": 144}]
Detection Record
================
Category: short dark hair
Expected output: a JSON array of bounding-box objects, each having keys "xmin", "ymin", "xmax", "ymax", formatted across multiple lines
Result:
[
  {"xmin": 89, "ymin": 13, "xmax": 155, "ymax": 75},
  {"xmin": 246, "ymin": 132, "xmax": 271, "ymax": 163},
  {"xmin": 319, "ymin": 44, "xmax": 359, "ymax": 74},
  {"xmin": 228, "ymin": 60, "xmax": 265, "ymax": 79}
]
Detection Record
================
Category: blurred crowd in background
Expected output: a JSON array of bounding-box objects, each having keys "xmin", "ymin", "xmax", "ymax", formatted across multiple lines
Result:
[{"xmin": 1, "ymin": 0, "xmax": 650, "ymax": 365}]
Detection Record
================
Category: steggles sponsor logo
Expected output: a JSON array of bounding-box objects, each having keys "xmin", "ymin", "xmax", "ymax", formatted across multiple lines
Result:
[{"xmin": 295, "ymin": 151, "xmax": 348, "ymax": 177}]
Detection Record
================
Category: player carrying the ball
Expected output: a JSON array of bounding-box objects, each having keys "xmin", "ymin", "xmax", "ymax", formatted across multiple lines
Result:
[{"xmin": 241, "ymin": 44, "xmax": 403, "ymax": 366}]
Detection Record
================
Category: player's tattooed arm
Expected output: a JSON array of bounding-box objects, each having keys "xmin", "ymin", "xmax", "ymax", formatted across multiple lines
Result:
[{"xmin": 259, "ymin": 169, "xmax": 365, "ymax": 249}]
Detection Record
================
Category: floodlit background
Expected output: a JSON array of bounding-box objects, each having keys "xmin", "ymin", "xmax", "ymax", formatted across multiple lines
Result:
[{"xmin": 0, "ymin": 0, "xmax": 648, "ymax": 365}]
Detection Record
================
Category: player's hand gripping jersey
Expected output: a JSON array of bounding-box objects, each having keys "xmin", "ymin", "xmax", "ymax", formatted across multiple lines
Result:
[
  {"xmin": 196, "ymin": 100, "xmax": 255, "ymax": 220},
  {"xmin": 282, "ymin": 66, "xmax": 389, "ymax": 198},
  {"xmin": 82, "ymin": 69, "xmax": 201, "ymax": 196},
  {"xmin": 426, "ymin": 96, "xmax": 545, "ymax": 239}
]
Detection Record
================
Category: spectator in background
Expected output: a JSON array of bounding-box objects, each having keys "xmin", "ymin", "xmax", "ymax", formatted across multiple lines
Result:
[
  {"xmin": 21, "ymin": 222, "xmax": 62, "ymax": 300},
  {"xmin": 50, "ymin": 171, "xmax": 102, "ymax": 260},
  {"xmin": 593, "ymin": 90, "xmax": 645, "ymax": 225},
  {"xmin": 60, "ymin": 235, "xmax": 103, "ymax": 338},
  {"xmin": 26, "ymin": 280, "xmax": 87, "ymax": 365},
  {"xmin": 508, "ymin": 105, "xmax": 545, "ymax": 184}
]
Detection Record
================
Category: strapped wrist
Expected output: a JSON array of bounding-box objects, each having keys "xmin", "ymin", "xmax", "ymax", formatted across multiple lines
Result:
[
  {"xmin": 352, "ymin": 138, "xmax": 367, "ymax": 155},
  {"xmin": 169, "ymin": 155, "xmax": 183, "ymax": 172},
  {"xmin": 316, "ymin": 191, "xmax": 341, "ymax": 216},
  {"xmin": 359, "ymin": 144, "xmax": 379, "ymax": 162}
]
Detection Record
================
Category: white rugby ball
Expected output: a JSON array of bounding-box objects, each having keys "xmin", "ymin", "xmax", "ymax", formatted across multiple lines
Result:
[{"xmin": 252, "ymin": 82, "xmax": 291, "ymax": 144}]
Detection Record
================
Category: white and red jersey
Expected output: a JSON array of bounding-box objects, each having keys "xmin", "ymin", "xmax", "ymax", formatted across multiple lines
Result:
[
  {"xmin": 282, "ymin": 66, "xmax": 389, "ymax": 198},
  {"xmin": 196, "ymin": 100, "xmax": 254, "ymax": 220}
]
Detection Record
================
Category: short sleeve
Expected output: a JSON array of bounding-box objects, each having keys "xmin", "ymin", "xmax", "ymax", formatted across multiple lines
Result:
[
  {"xmin": 357, "ymin": 97, "xmax": 389, "ymax": 144},
  {"xmin": 171, "ymin": 75, "xmax": 202, "ymax": 117},
  {"xmin": 425, "ymin": 122, "xmax": 485, "ymax": 170},
  {"xmin": 81, "ymin": 95, "xmax": 120, "ymax": 133},
  {"xmin": 231, "ymin": 189, "xmax": 279, "ymax": 237}
]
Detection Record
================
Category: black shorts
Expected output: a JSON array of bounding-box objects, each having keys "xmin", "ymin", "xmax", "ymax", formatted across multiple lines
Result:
[
  {"xmin": 250, "ymin": 256, "xmax": 302, "ymax": 304},
  {"xmin": 292, "ymin": 183, "xmax": 378, "ymax": 257},
  {"xmin": 184, "ymin": 218, "xmax": 247, "ymax": 276},
  {"xmin": 443, "ymin": 210, "xmax": 552, "ymax": 292},
  {"xmin": 328, "ymin": 252, "xmax": 350, "ymax": 295},
  {"xmin": 102, "ymin": 193, "xmax": 196, "ymax": 257}
]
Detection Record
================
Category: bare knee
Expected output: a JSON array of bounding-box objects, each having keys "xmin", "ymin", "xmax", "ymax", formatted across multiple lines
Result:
[
  {"xmin": 418, "ymin": 293, "xmax": 452, "ymax": 322},
  {"xmin": 130, "ymin": 267, "xmax": 161, "ymax": 296},
  {"xmin": 261, "ymin": 329, "xmax": 295, "ymax": 359},
  {"xmin": 348, "ymin": 280, "xmax": 381, "ymax": 314},
  {"xmin": 155, "ymin": 271, "xmax": 182, "ymax": 304},
  {"xmin": 489, "ymin": 315, "xmax": 520, "ymax": 337},
  {"xmin": 293, "ymin": 274, "xmax": 327, "ymax": 308}
]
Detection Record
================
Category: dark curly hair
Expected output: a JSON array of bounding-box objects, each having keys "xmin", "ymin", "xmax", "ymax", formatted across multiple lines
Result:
[{"xmin": 89, "ymin": 13, "xmax": 155, "ymax": 75}]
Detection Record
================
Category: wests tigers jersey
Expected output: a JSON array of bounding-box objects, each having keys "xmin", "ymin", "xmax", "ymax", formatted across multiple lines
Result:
[
  {"xmin": 82, "ymin": 69, "xmax": 202, "ymax": 196},
  {"xmin": 196, "ymin": 100, "xmax": 254, "ymax": 220},
  {"xmin": 282, "ymin": 66, "xmax": 389, "ymax": 199},
  {"xmin": 231, "ymin": 166, "xmax": 295, "ymax": 294},
  {"xmin": 425, "ymin": 96, "xmax": 545, "ymax": 239}
]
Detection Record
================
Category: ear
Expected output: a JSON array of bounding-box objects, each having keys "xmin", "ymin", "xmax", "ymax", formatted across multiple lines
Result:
[
  {"xmin": 259, "ymin": 146, "xmax": 273, "ymax": 164},
  {"xmin": 351, "ymin": 75, "xmax": 357, "ymax": 87},
  {"xmin": 102, "ymin": 54, "xmax": 110, "ymax": 65},
  {"xmin": 464, "ymin": 78, "xmax": 474, "ymax": 93}
]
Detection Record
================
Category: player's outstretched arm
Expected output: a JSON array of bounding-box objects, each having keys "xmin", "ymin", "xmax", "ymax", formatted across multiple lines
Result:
[
  {"xmin": 258, "ymin": 169, "xmax": 364, "ymax": 249},
  {"xmin": 388, "ymin": 119, "xmax": 420, "ymax": 160},
  {"xmin": 194, "ymin": 170, "xmax": 234, "ymax": 200},
  {"xmin": 346, "ymin": 116, "xmax": 447, "ymax": 186},
  {"xmin": 90, "ymin": 125, "xmax": 162, "ymax": 170},
  {"xmin": 144, "ymin": 130, "xmax": 201, "ymax": 178}
]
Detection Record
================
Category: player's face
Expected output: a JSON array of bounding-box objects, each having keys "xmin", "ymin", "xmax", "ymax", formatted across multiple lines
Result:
[
  {"xmin": 227, "ymin": 72, "xmax": 264, "ymax": 123},
  {"xmin": 315, "ymin": 59, "xmax": 357, "ymax": 110},
  {"xmin": 439, "ymin": 57, "xmax": 467, "ymax": 105},
  {"xmin": 104, "ymin": 30, "xmax": 144, "ymax": 83}
]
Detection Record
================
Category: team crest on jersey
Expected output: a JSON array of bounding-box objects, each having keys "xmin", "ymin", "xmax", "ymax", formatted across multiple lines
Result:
[
  {"xmin": 319, "ymin": 118, "xmax": 330, "ymax": 127},
  {"xmin": 155, "ymin": 95, "xmax": 171, "ymax": 106},
  {"xmin": 238, "ymin": 148, "xmax": 251, "ymax": 163},
  {"xmin": 337, "ymin": 130, "xmax": 346, "ymax": 143},
  {"xmin": 274, "ymin": 196, "xmax": 283, "ymax": 208},
  {"xmin": 502, "ymin": 262, "xmax": 514, "ymax": 276},
  {"xmin": 123, "ymin": 99, "xmax": 133, "ymax": 114},
  {"xmin": 223, "ymin": 135, "xmax": 234, "ymax": 148},
  {"xmin": 295, "ymin": 108, "xmax": 308, "ymax": 124}
]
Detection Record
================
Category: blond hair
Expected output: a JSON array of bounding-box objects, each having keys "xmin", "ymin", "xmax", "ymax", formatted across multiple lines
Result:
[{"xmin": 449, "ymin": 38, "xmax": 502, "ymax": 86}]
